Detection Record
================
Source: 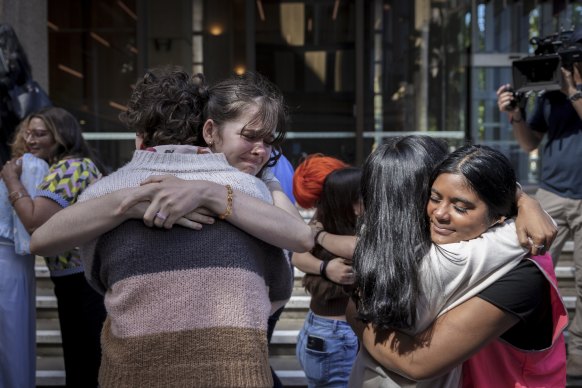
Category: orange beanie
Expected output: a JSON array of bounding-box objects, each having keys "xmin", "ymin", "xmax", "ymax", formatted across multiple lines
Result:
[{"xmin": 293, "ymin": 154, "xmax": 348, "ymax": 209}]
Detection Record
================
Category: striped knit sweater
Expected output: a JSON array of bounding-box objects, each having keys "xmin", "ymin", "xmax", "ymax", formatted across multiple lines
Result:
[{"xmin": 79, "ymin": 150, "xmax": 292, "ymax": 387}]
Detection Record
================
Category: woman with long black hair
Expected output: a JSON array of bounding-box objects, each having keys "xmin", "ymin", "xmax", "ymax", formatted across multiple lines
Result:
[{"xmin": 349, "ymin": 138, "xmax": 565, "ymax": 387}]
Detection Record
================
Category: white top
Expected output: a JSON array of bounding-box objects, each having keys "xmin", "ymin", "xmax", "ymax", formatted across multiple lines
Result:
[
  {"xmin": 0, "ymin": 153, "xmax": 49, "ymax": 254},
  {"xmin": 349, "ymin": 220, "xmax": 528, "ymax": 388}
]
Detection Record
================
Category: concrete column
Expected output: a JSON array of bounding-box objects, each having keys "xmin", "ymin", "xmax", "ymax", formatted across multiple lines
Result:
[{"xmin": 0, "ymin": 0, "xmax": 49, "ymax": 89}]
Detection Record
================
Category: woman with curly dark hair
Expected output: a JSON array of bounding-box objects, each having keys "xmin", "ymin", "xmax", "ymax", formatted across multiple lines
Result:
[{"xmin": 31, "ymin": 67, "xmax": 313, "ymax": 387}]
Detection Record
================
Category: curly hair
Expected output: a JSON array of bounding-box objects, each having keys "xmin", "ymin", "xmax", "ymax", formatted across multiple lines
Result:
[
  {"xmin": 121, "ymin": 68, "xmax": 289, "ymax": 176},
  {"xmin": 119, "ymin": 67, "xmax": 207, "ymax": 147},
  {"xmin": 9, "ymin": 119, "xmax": 29, "ymax": 158}
]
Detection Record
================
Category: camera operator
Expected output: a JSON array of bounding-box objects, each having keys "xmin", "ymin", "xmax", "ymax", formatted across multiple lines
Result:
[{"xmin": 496, "ymin": 28, "xmax": 582, "ymax": 380}]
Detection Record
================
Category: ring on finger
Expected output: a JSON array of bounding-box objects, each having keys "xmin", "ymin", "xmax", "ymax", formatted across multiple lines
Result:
[{"xmin": 155, "ymin": 211, "xmax": 167, "ymax": 221}]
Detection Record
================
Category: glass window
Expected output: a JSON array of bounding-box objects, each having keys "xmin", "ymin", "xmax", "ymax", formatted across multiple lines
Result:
[
  {"xmin": 48, "ymin": 0, "xmax": 138, "ymax": 169},
  {"xmin": 255, "ymin": 0, "xmax": 358, "ymax": 164}
]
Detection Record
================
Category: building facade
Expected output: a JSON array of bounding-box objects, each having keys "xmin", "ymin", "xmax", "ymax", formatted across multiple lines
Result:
[{"xmin": 1, "ymin": 0, "xmax": 582, "ymax": 183}]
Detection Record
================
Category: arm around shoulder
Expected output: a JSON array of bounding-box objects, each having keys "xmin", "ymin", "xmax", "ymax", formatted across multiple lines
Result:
[
  {"xmin": 133, "ymin": 177, "xmax": 315, "ymax": 253},
  {"xmin": 30, "ymin": 187, "xmax": 139, "ymax": 256},
  {"xmin": 212, "ymin": 183, "xmax": 314, "ymax": 252},
  {"xmin": 514, "ymin": 190, "xmax": 557, "ymax": 254},
  {"xmin": 362, "ymin": 296, "xmax": 518, "ymax": 380},
  {"xmin": 316, "ymin": 231, "xmax": 357, "ymax": 259},
  {"xmin": 292, "ymin": 251, "xmax": 323, "ymax": 275}
]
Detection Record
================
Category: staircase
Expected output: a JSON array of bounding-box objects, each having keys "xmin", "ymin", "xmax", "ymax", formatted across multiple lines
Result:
[{"xmin": 36, "ymin": 242, "xmax": 576, "ymax": 387}]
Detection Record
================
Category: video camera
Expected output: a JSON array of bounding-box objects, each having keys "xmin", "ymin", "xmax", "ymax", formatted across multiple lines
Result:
[{"xmin": 512, "ymin": 28, "xmax": 582, "ymax": 94}]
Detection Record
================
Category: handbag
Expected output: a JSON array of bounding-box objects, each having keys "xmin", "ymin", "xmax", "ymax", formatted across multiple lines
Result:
[{"xmin": 8, "ymin": 80, "xmax": 52, "ymax": 119}]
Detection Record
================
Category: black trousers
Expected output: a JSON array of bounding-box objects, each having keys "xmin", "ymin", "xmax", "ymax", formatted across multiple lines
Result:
[
  {"xmin": 52, "ymin": 272, "xmax": 106, "ymax": 388},
  {"xmin": 268, "ymin": 306, "xmax": 286, "ymax": 388}
]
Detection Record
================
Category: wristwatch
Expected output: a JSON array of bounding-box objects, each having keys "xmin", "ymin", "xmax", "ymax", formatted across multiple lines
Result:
[{"xmin": 569, "ymin": 91, "xmax": 582, "ymax": 102}]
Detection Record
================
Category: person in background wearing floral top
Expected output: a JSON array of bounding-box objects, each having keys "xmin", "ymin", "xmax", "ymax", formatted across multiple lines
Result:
[{"xmin": 0, "ymin": 107, "xmax": 107, "ymax": 388}]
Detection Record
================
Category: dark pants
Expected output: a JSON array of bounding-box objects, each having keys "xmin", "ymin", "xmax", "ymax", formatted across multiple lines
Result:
[
  {"xmin": 268, "ymin": 306, "xmax": 286, "ymax": 388},
  {"xmin": 52, "ymin": 272, "xmax": 106, "ymax": 388}
]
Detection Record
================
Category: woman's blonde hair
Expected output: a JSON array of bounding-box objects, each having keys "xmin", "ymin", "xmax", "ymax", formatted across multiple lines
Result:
[{"xmin": 10, "ymin": 119, "xmax": 30, "ymax": 158}]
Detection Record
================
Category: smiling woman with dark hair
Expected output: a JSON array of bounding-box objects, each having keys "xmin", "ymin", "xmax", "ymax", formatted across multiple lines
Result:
[{"xmin": 349, "ymin": 140, "xmax": 566, "ymax": 387}]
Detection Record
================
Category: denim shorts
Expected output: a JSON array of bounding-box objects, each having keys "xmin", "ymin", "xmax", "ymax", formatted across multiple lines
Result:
[{"xmin": 296, "ymin": 310, "xmax": 359, "ymax": 387}]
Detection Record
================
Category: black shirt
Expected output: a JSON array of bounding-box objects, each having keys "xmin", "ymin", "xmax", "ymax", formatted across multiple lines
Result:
[{"xmin": 477, "ymin": 259, "xmax": 553, "ymax": 350}]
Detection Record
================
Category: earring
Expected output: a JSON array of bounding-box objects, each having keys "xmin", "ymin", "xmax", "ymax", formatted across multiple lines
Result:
[{"xmin": 207, "ymin": 140, "xmax": 214, "ymax": 147}]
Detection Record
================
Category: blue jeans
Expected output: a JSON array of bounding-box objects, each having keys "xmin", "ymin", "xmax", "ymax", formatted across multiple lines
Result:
[{"xmin": 296, "ymin": 310, "xmax": 358, "ymax": 388}]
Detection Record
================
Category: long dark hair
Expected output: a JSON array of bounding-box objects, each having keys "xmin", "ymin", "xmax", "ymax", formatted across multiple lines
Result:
[
  {"xmin": 430, "ymin": 145, "xmax": 517, "ymax": 221},
  {"xmin": 354, "ymin": 135, "xmax": 448, "ymax": 330},
  {"xmin": 316, "ymin": 167, "xmax": 361, "ymax": 236},
  {"xmin": 30, "ymin": 107, "xmax": 107, "ymax": 174}
]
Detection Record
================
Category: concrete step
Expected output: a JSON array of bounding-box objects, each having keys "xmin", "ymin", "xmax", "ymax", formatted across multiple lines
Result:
[
  {"xmin": 557, "ymin": 266, "xmax": 575, "ymax": 278},
  {"xmin": 36, "ymin": 371, "xmax": 66, "ymax": 387},
  {"xmin": 36, "ymin": 356, "xmax": 64, "ymax": 386},
  {"xmin": 270, "ymin": 355, "xmax": 307, "ymax": 386},
  {"xmin": 36, "ymin": 295, "xmax": 58, "ymax": 309}
]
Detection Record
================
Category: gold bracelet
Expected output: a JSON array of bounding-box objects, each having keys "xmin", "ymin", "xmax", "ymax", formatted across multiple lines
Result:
[
  {"xmin": 9, "ymin": 190, "xmax": 30, "ymax": 206},
  {"xmin": 218, "ymin": 184, "xmax": 233, "ymax": 220}
]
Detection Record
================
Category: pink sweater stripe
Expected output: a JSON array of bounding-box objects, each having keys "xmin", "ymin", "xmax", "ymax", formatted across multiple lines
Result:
[{"xmin": 106, "ymin": 267, "xmax": 271, "ymax": 337}]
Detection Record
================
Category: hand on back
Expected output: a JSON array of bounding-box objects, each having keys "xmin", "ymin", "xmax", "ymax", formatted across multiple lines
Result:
[
  {"xmin": 119, "ymin": 175, "xmax": 215, "ymax": 229},
  {"xmin": 326, "ymin": 257, "xmax": 355, "ymax": 285},
  {"xmin": 515, "ymin": 192, "xmax": 557, "ymax": 255}
]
